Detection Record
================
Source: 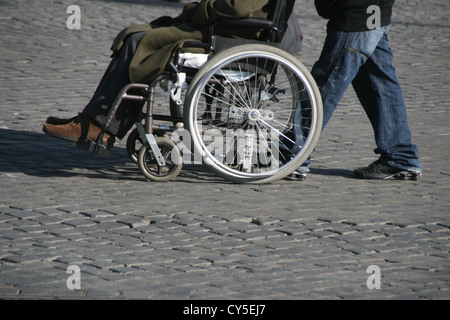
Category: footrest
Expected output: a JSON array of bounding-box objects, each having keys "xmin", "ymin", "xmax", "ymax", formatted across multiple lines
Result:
[{"xmin": 76, "ymin": 140, "xmax": 111, "ymax": 156}]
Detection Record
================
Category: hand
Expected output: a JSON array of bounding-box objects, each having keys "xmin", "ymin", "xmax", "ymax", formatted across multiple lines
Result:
[
  {"xmin": 182, "ymin": 2, "xmax": 200, "ymax": 23},
  {"xmin": 150, "ymin": 16, "xmax": 177, "ymax": 26}
]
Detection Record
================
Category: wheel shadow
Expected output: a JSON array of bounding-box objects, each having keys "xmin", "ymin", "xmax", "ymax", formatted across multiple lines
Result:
[
  {"xmin": 0, "ymin": 128, "xmax": 353, "ymax": 182},
  {"xmin": 0, "ymin": 128, "xmax": 220, "ymax": 182},
  {"xmin": 0, "ymin": 128, "xmax": 142, "ymax": 180},
  {"xmin": 309, "ymin": 167, "xmax": 354, "ymax": 179}
]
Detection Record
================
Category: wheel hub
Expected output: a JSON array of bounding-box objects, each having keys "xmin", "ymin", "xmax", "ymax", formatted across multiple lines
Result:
[
  {"xmin": 248, "ymin": 110, "xmax": 261, "ymax": 121},
  {"xmin": 247, "ymin": 109, "xmax": 274, "ymax": 122}
]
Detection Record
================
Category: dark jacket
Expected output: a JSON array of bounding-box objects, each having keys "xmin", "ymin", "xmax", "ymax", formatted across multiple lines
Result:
[
  {"xmin": 111, "ymin": 0, "xmax": 270, "ymax": 84},
  {"xmin": 314, "ymin": 0, "xmax": 395, "ymax": 31}
]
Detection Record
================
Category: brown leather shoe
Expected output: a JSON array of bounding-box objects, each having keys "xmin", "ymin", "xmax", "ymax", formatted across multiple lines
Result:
[{"xmin": 43, "ymin": 115, "xmax": 114, "ymax": 147}]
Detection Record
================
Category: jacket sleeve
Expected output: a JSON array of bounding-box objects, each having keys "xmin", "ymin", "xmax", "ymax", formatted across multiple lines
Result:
[
  {"xmin": 191, "ymin": 0, "xmax": 270, "ymax": 26},
  {"xmin": 314, "ymin": 0, "xmax": 340, "ymax": 19}
]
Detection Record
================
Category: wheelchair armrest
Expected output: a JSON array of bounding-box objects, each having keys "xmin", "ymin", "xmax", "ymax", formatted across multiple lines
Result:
[
  {"xmin": 208, "ymin": 18, "xmax": 280, "ymax": 42},
  {"xmin": 214, "ymin": 18, "xmax": 275, "ymax": 29},
  {"xmin": 181, "ymin": 41, "xmax": 211, "ymax": 51},
  {"xmin": 174, "ymin": 17, "xmax": 281, "ymax": 70},
  {"xmin": 180, "ymin": 18, "xmax": 281, "ymax": 54}
]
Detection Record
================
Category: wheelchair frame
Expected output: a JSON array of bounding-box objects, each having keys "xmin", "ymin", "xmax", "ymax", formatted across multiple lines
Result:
[{"xmin": 87, "ymin": 0, "xmax": 323, "ymax": 183}]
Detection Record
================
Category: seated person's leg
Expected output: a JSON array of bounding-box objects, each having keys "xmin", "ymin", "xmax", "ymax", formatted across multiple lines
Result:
[{"xmin": 43, "ymin": 32, "xmax": 146, "ymax": 147}]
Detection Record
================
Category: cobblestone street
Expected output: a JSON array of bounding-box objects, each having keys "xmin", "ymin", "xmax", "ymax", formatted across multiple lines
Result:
[{"xmin": 0, "ymin": 0, "xmax": 449, "ymax": 300}]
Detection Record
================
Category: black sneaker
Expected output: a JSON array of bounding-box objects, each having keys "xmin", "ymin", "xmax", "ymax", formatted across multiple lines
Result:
[
  {"xmin": 353, "ymin": 160, "xmax": 421, "ymax": 180},
  {"xmin": 285, "ymin": 171, "xmax": 307, "ymax": 181},
  {"xmin": 284, "ymin": 166, "xmax": 309, "ymax": 181}
]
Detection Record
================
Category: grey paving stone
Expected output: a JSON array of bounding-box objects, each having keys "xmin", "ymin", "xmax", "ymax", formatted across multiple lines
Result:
[{"xmin": 0, "ymin": 0, "xmax": 449, "ymax": 300}]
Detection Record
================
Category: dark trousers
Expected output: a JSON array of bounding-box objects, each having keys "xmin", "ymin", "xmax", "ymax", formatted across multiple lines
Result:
[{"xmin": 81, "ymin": 32, "xmax": 146, "ymax": 139}]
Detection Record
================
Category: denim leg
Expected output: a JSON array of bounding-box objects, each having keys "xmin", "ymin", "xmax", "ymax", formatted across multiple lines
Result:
[
  {"xmin": 300, "ymin": 28, "xmax": 385, "ymax": 169},
  {"xmin": 82, "ymin": 32, "xmax": 146, "ymax": 139},
  {"xmin": 351, "ymin": 30, "xmax": 421, "ymax": 171},
  {"xmin": 313, "ymin": 28, "xmax": 385, "ymax": 128}
]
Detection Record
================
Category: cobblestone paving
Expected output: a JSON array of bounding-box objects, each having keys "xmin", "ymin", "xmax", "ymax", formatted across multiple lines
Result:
[{"xmin": 0, "ymin": 0, "xmax": 449, "ymax": 299}]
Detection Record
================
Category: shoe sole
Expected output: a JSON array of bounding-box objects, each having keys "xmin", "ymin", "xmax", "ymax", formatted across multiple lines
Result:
[
  {"xmin": 43, "ymin": 124, "xmax": 114, "ymax": 148},
  {"xmin": 353, "ymin": 170, "xmax": 421, "ymax": 181},
  {"xmin": 390, "ymin": 171, "xmax": 421, "ymax": 181},
  {"xmin": 284, "ymin": 172, "xmax": 307, "ymax": 181}
]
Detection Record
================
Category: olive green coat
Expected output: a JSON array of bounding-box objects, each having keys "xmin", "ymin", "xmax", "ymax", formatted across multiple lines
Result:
[{"xmin": 111, "ymin": 0, "xmax": 270, "ymax": 84}]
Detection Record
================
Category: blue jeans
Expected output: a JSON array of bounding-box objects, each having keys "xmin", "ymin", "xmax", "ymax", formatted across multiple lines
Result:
[{"xmin": 303, "ymin": 26, "xmax": 420, "ymax": 172}]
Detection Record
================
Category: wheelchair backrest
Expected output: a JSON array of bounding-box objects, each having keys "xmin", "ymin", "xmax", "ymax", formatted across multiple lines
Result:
[
  {"xmin": 208, "ymin": 0, "xmax": 297, "ymax": 53},
  {"xmin": 179, "ymin": 1, "xmax": 298, "ymax": 63},
  {"xmin": 261, "ymin": 0, "xmax": 296, "ymax": 43}
]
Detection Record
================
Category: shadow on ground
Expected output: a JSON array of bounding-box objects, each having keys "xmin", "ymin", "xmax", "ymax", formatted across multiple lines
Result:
[
  {"xmin": 0, "ymin": 128, "xmax": 220, "ymax": 182},
  {"xmin": 310, "ymin": 167, "xmax": 354, "ymax": 179},
  {"xmin": 0, "ymin": 128, "xmax": 137, "ymax": 178},
  {"xmin": 0, "ymin": 128, "xmax": 352, "ymax": 183}
]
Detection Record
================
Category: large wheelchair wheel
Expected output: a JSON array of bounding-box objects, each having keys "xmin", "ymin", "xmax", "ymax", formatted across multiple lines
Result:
[{"xmin": 184, "ymin": 44, "xmax": 323, "ymax": 183}]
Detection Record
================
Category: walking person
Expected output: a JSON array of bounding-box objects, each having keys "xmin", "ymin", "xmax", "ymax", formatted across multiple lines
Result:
[{"xmin": 288, "ymin": 0, "xmax": 421, "ymax": 181}]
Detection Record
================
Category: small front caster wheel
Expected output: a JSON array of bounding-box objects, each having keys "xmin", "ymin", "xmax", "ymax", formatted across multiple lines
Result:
[
  {"xmin": 126, "ymin": 128, "xmax": 143, "ymax": 164},
  {"xmin": 137, "ymin": 136, "xmax": 182, "ymax": 182},
  {"xmin": 127, "ymin": 128, "xmax": 168, "ymax": 164}
]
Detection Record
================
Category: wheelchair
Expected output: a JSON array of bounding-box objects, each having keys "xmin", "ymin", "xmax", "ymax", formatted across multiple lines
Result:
[{"xmin": 88, "ymin": 0, "xmax": 323, "ymax": 183}]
